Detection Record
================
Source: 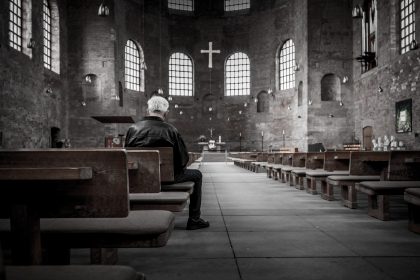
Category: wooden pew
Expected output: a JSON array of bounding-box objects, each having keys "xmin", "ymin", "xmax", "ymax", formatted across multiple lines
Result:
[
  {"xmin": 127, "ymin": 147, "xmax": 195, "ymax": 194},
  {"xmin": 291, "ymin": 152, "xmax": 324, "ymax": 190},
  {"xmin": 1, "ymin": 244, "xmax": 143, "ymax": 280},
  {"xmin": 262, "ymin": 153, "xmax": 276, "ymax": 178},
  {"xmin": 281, "ymin": 152, "xmax": 306, "ymax": 186},
  {"xmin": 356, "ymin": 151, "xmax": 420, "ymax": 220},
  {"xmin": 126, "ymin": 150, "xmax": 189, "ymax": 212},
  {"xmin": 250, "ymin": 153, "xmax": 268, "ymax": 173},
  {"xmin": 325, "ymin": 151, "xmax": 388, "ymax": 208},
  {"xmin": 404, "ymin": 188, "xmax": 420, "ymax": 233},
  {"xmin": 230, "ymin": 152, "xmax": 257, "ymax": 170},
  {"xmin": 272, "ymin": 153, "xmax": 293, "ymax": 182},
  {"xmin": 0, "ymin": 149, "xmax": 174, "ymax": 265},
  {"xmin": 305, "ymin": 151, "xmax": 350, "ymax": 195}
]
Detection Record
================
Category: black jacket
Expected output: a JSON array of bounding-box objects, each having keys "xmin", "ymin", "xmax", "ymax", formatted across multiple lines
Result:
[{"xmin": 125, "ymin": 116, "xmax": 189, "ymax": 177}]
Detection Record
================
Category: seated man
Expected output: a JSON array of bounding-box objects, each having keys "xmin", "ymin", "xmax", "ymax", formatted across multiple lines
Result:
[{"xmin": 125, "ymin": 96, "xmax": 209, "ymax": 230}]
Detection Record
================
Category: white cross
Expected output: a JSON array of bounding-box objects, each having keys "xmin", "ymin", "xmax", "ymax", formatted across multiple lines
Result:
[{"xmin": 201, "ymin": 42, "xmax": 221, "ymax": 69}]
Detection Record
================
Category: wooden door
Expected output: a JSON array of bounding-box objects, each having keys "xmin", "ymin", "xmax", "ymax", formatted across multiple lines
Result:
[{"xmin": 363, "ymin": 126, "xmax": 373, "ymax": 151}]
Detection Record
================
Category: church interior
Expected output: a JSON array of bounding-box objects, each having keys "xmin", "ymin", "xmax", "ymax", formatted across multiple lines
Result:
[{"xmin": 1, "ymin": 0, "xmax": 420, "ymax": 279}]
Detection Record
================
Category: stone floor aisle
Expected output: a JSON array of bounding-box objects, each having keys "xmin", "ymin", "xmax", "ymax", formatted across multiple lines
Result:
[{"xmin": 77, "ymin": 162, "xmax": 420, "ymax": 280}]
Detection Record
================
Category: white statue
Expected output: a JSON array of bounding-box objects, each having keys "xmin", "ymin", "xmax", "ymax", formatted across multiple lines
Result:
[
  {"xmin": 390, "ymin": 136, "xmax": 398, "ymax": 150},
  {"xmin": 377, "ymin": 137, "xmax": 383, "ymax": 151},
  {"xmin": 398, "ymin": 141, "xmax": 406, "ymax": 150},
  {"xmin": 383, "ymin": 135, "xmax": 390, "ymax": 151},
  {"xmin": 372, "ymin": 139, "xmax": 378, "ymax": 151}
]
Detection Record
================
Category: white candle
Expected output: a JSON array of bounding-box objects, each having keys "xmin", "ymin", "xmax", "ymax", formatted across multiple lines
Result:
[
  {"xmin": 219, "ymin": 136, "xmax": 221, "ymax": 143},
  {"xmin": 282, "ymin": 130, "xmax": 285, "ymax": 135},
  {"xmin": 261, "ymin": 131, "xmax": 264, "ymax": 137},
  {"xmin": 240, "ymin": 132, "xmax": 242, "ymax": 137}
]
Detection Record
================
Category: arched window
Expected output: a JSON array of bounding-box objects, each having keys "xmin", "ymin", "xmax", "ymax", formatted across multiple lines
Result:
[
  {"xmin": 224, "ymin": 0, "xmax": 250, "ymax": 11},
  {"xmin": 125, "ymin": 40, "xmax": 141, "ymax": 91},
  {"xmin": 9, "ymin": 0, "xmax": 32, "ymax": 56},
  {"xmin": 43, "ymin": 0, "xmax": 52, "ymax": 70},
  {"xmin": 400, "ymin": 0, "xmax": 415, "ymax": 54},
  {"xmin": 169, "ymin": 52, "xmax": 194, "ymax": 96},
  {"xmin": 321, "ymin": 74, "xmax": 341, "ymax": 101},
  {"xmin": 168, "ymin": 0, "xmax": 194, "ymax": 12},
  {"xmin": 279, "ymin": 40, "xmax": 295, "ymax": 91},
  {"xmin": 360, "ymin": 0, "xmax": 377, "ymax": 72},
  {"xmin": 225, "ymin": 52, "xmax": 250, "ymax": 96}
]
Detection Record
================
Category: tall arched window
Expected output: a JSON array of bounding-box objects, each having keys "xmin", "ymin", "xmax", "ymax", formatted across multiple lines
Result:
[
  {"xmin": 400, "ymin": 0, "xmax": 415, "ymax": 54},
  {"xmin": 9, "ymin": 0, "xmax": 32, "ymax": 56},
  {"xmin": 9, "ymin": 0, "xmax": 23, "ymax": 51},
  {"xmin": 169, "ymin": 52, "xmax": 194, "ymax": 96},
  {"xmin": 125, "ymin": 40, "xmax": 141, "ymax": 91},
  {"xmin": 43, "ymin": 0, "xmax": 52, "ymax": 70},
  {"xmin": 224, "ymin": 0, "xmax": 250, "ymax": 11},
  {"xmin": 361, "ymin": 0, "xmax": 377, "ymax": 72},
  {"xmin": 225, "ymin": 52, "xmax": 250, "ymax": 96},
  {"xmin": 279, "ymin": 40, "xmax": 295, "ymax": 91}
]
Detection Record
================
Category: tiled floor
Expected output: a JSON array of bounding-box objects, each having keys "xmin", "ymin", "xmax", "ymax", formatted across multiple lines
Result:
[{"xmin": 77, "ymin": 162, "xmax": 420, "ymax": 279}]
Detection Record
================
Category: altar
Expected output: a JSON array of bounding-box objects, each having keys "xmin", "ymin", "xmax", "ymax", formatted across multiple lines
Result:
[{"xmin": 198, "ymin": 141, "xmax": 226, "ymax": 152}]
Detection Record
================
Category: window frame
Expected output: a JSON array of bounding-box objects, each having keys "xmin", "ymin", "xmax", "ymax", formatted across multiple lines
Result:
[
  {"xmin": 225, "ymin": 52, "xmax": 251, "ymax": 97},
  {"xmin": 168, "ymin": 0, "xmax": 194, "ymax": 12},
  {"xmin": 124, "ymin": 40, "xmax": 141, "ymax": 92},
  {"xmin": 400, "ymin": 0, "xmax": 416, "ymax": 54},
  {"xmin": 279, "ymin": 39, "xmax": 296, "ymax": 91},
  {"xmin": 169, "ymin": 52, "xmax": 194, "ymax": 97},
  {"xmin": 224, "ymin": 0, "xmax": 250, "ymax": 12},
  {"xmin": 8, "ymin": 0, "xmax": 23, "ymax": 51},
  {"xmin": 43, "ymin": 0, "xmax": 52, "ymax": 70}
]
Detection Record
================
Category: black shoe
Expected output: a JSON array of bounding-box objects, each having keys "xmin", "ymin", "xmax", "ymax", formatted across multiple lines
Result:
[{"xmin": 187, "ymin": 217, "xmax": 210, "ymax": 230}]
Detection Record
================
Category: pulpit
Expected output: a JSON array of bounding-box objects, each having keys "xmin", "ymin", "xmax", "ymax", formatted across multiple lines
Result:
[{"xmin": 91, "ymin": 116, "xmax": 135, "ymax": 148}]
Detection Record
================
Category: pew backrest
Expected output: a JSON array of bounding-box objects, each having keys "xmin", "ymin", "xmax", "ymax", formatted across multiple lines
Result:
[
  {"xmin": 126, "ymin": 150, "xmax": 161, "ymax": 193},
  {"xmin": 0, "ymin": 149, "xmax": 129, "ymax": 218},
  {"xmin": 324, "ymin": 151, "xmax": 350, "ymax": 171},
  {"xmin": 388, "ymin": 151, "xmax": 420, "ymax": 180},
  {"xmin": 126, "ymin": 147, "xmax": 174, "ymax": 183},
  {"xmin": 349, "ymin": 151, "xmax": 389, "ymax": 177},
  {"xmin": 306, "ymin": 152, "xmax": 325, "ymax": 169},
  {"xmin": 292, "ymin": 152, "xmax": 306, "ymax": 167}
]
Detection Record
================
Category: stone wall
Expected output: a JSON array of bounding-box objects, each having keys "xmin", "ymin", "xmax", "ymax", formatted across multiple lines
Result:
[
  {"xmin": 2, "ymin": 0, "xmax": 418, "ymax": 152},
  {"xmin": 0, "ymin": 0, "xmax": 68, "ymax": 149},
  {"xmin": 307, "ymin": 0, "xmax": 354, "ymax": 150},
  {"xmin": 352, "ymin": 0, "xmax": 420, "ymax": 149}
]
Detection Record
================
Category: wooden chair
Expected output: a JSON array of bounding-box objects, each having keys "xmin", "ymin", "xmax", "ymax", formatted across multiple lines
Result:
[
  {"xmin": 404, "ymin": 188, "xmax": 420, "ymax": 233},
  {"xmin": 291, "ymin": 152, "xmax": 324, "ymax": 190}
]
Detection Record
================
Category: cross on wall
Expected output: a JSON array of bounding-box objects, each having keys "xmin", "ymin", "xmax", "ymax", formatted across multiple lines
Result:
[{"xmin": 200, "ymin": 42, "xmax": 221, "ymax": 69}]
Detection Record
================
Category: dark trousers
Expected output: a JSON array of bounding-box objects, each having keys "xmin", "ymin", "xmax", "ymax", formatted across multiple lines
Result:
[{"xmin": 174, "ymin": 169, "xmax": 202, "ymax": 219}]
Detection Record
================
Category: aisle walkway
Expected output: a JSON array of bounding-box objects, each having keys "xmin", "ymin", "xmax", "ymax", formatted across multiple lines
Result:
[{"xmin": 82, "ymin": 163, "xmax": 420, "ymax": 279}]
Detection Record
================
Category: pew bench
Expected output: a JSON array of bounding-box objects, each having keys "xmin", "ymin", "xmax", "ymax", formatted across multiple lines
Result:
[
  {"xmin": 127, "ymin": 150, "xmax": 190, "ymax": 212},
  {"xmin": 291, "ymin": 169, "xmax": 323, "ymax": 190},
  {"xmin": 356, "ymin": 181, "xmax": 420, "ymax": 221},
  {"xmin": 161, "ymin": 181, "xmax": 194, "ymax": 194},
  {"xmin": 0, "ymin": 149, "xmax": 175, "ymax": 265},
  {"xmin": 5, "ymin": 265, "xmax": 144, "ymax": 280},
  {"xmin": 325, "ymin": 175, "xmax": 380, "ymax": 208},
  {"xmin": 404, "ymin": 188, "xmax": 420, "ymax": 233},
  {"xmin": 305, "ymin": 170, "xmax": 350, "ymax": 195}
]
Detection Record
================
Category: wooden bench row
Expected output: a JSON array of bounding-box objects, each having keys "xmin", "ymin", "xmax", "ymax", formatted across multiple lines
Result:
[
  {"xmin": 0, "ymin": 148, "xmax": 202, "ymax": 279},
  {"xmin": 230, "ymin": 150, "xmax": 420, "ymax": 233}
]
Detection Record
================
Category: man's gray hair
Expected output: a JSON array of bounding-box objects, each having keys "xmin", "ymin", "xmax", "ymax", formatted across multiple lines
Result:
[{"xmin": 147, "ymin": 96, "xmax": 169, "ymax": 113}]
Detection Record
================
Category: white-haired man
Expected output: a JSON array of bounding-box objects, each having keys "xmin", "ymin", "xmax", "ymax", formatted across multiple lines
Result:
[{"xmin": 125, "ymin": 95, "xmax": 209, "ymax": 230}]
